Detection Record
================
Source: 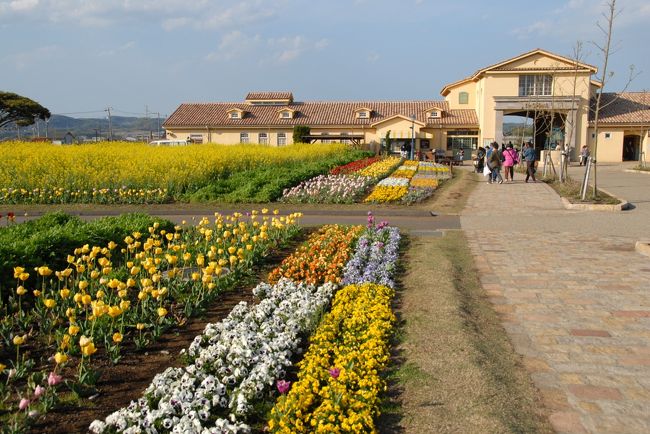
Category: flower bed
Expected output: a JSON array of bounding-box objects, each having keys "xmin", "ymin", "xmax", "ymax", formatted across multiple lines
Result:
[
  {"xmin": 267, "ymin": 282, "xmax": 395, "ymax": 434},
  {"xmin": 341, "ymin": 220, "xmax": 400, "ymax": 288},
  {"xmin": 90, "ymin": 279, "xmax": 337, "ymax": 434},
  {"xmin": 0, "ymin": 210, "xmax": 302, "ymax": 430},
  {"xmin": 356, "ymin": 157, "xmax": 402, "ymax": 179},
  {"xmin": 268, "ymin": 225, "xmax": 364, "ymax": 285},
  {"xmin": 329, "ymin": 157, "xmax": 381, "ymax": 175},
  {"xmin": 279, "ymin": 175, "xmax": 373, "ymax": 204}
]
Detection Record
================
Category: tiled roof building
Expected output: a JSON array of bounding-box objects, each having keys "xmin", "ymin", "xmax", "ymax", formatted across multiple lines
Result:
[{"xmin": 163, "ymin": 49, "xmax": 648, "ymax": 163}]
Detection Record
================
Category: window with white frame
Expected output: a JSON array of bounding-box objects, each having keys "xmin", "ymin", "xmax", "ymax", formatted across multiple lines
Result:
[
  {"xmin": 429, "ymin": 111, "xmax": 440, "ymax": 118},
  {"xmin": 258, "ymin": 132, "xmax": 268, "ymax": 144},
  {"xmin": 230, "ymin": 112, "xmax": 240, "ymax": 119},
  {"xmin": 280, "ymin": 111, "xmax": 291, "ymax": 118},
  {"xmin": 240, "ymin": 132, "xmax": 249, "ymax": 143},
  {"xmin": 358, "ymin": 111, "xmax": 368, "ymax": 118},
  {"xmin": 277, "ymin": 132, "xmax": 287, "ymax": 145},
  {"xmin": 518, "ymin": 75, "xmax": 553, "ymax": 96},
  {"xmin": 459, "ymin": 92, "xmax": 469, "ymax": 104}
]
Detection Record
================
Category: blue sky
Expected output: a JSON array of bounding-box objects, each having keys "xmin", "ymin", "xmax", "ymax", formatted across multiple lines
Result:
[{"xmin": 1, "ymin": 0, "xmax": 649, "ymax": 119}]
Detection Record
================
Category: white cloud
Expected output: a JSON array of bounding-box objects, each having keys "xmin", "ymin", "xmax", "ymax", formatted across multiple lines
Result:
[
  {"xmin": 368, "ymin": 52, "xmax": 380, "ymax": 63},
  {"xmin": 204, "ymin": 31, "xmax": 262, "ymax": 61},
  {"xmin": 97, "ymin": 41, "xmax": 136, "ymax": 57},
  {"xmin": 0, "ymin": 0, "xmax": 285, "ymax": 30},
  {"xmin": 205, "ymin": 33, "xmax": 328, "ymax": 64},
  {"xmin": 3, "ymin": 44, "xmax": 59, "ymax": 69},
  {"xmin": 8, "ymin": 0, "xmax": 39, "ymax": 12}
]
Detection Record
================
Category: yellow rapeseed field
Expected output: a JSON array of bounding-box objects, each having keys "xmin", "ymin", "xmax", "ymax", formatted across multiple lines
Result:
[{"xmin": 0, "ymin": 141, "xmax": 350, "ymax": 203}]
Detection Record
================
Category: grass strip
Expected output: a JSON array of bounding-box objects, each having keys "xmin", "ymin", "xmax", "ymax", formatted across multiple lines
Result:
[{"xmin": 383, "ymin": 232, "xmax": 553, "ymax": 433}]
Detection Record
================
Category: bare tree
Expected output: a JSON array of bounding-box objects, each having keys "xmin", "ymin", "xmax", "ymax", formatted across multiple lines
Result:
[{"xmin": 587, "ymin": 0, "xmax": 639, "ymax": 197}]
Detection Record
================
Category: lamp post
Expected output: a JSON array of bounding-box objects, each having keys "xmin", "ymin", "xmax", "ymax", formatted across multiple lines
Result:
[{"xmin": 410, "ymin": 114, "xmax": 416, "ymax": 160}]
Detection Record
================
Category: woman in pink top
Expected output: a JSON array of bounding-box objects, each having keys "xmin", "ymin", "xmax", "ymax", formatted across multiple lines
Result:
[{"xmin": 502, "ymin": 143, "xmax": 519, "ymax": 182}]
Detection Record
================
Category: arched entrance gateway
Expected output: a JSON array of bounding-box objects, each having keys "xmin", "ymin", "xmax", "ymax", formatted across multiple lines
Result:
[
  {"xmin": 494, "ymin": 96, "xmax": 578, "ymax": 157},
  {"xmin": 622, "ymin": 135, "xmax": 640, "ymax": 161}
]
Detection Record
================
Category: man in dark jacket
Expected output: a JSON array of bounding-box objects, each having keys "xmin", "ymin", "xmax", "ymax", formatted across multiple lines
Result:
[{"xmin": 523, "ymin": 142, "xmax": 537, "ymax": 183}]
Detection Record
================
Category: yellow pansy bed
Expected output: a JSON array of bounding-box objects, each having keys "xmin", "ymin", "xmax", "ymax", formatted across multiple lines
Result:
[
  {"xmin": 390, "ymin": 169, "xmax": 416, "ymax": 179},
  {"xmin": 356, "ymin": 157, "xmax": 402, "ymax": 179},
  {"xmin": 409, "ymin": 178, "xmax": 439, "ymax": 188},
  {"xmin": 363, "ymin": 186, "xmax": 408, "ymax": 203},
  {"xmin": 267, "ymin": 283, "xmax": 395, "ymax": 434}
]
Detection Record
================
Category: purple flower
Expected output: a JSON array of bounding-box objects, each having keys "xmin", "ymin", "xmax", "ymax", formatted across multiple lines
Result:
[
  {"xmin": 328, "ymin": 367, "xmax": 341, "ymax": 379},
  {"xmin": 276, "ymin": 380, "xmax": 291, "ymax": 394}
]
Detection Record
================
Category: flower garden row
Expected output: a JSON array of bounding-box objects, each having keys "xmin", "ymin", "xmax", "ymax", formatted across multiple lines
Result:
[
  {"xmin": 0, "ymin": 209, "xmax": 303, "ymax": 431},
  {"xmin": 364, "ymin": 160, "xmax": 452, "ymax": 204},
  {"xmin": 0, "ymin": 142, "xmax": 368, "ymax": 204},
  {"xmin": 281, "ymin": 157, "xmax": 451, "ymax": 204},
  {"xmin": 90, "ymin": 215, "xmax": 401, "ymax": 433}
]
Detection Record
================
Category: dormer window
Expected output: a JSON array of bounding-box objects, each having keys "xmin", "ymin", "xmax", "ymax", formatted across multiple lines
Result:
[
  {"xmin": 425, "ymin": 108, "xmax": 444, "ymax": 119},
  {"xmin": 354, "ymin": 107, "xmax": 372, "ymax": 119},
  {"xmin": 227, "ymin": 108, "xmax": 245, "ymax": 119},
  {"xmin": 277, "ymin": 108, "xmax": 296, "ymax": 119}
]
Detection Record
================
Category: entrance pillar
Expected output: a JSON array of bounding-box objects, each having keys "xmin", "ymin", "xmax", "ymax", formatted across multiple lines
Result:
[{"xmin": 494, "ymin": 110, "xmax": 504, "ymax": 145}]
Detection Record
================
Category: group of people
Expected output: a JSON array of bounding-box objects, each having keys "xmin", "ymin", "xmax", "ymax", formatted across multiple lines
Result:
[{"xmin": 475, "ymin": 142, "xmax": 538, "ymax": 184}]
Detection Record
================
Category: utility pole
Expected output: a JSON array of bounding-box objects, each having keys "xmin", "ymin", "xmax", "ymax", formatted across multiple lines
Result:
[
  {"xmin": 156, "ymin": 112, "xmax": 161, "ymax": 139},
  {"xmin": 105, "ymin": 107, "xmax": 114, "ymax": 141}
]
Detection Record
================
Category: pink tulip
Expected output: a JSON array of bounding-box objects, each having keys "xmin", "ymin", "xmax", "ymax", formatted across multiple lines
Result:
[
  {"xmin": 19, "ymin": 398, "xmax": 30, "ymax": 410},
  {"xmin": 48, "ymin": 371, "xmax": 63, "ymax": 386},
  {"xmin": 328, "ymin": 367, "xmax": 341, "ymax": 379},
  {"xmin": 34, "ymin": 385, "xmax": 45, "ymax": 399},
  {"xmin": 276, "ymin": 380, "xmax": 291, "ymax": 394}
]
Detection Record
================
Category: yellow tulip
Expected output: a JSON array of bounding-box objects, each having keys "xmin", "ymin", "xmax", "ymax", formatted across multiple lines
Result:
[
  {"xmin": 13, "ymin": 266, "xmax": 25, "ymax": 278},
  {"xmin": 68, "ymin": 325, "xmax": 80, "ymax": 336},
  {"xmin": 119, "ymin": 300, "xmax": 130, "ymax": 311},
  {"xmin": 78, "ymin": 280, "xmax": 89, "ymax": 291},
  {"xmin": 0, "ymin": 363, "xmax": 5, "ymax": 372},
  {"xmin": 16, "ymin": 286, "xmax": 27, "ymax": 296},
  {"xmin": 112, "ymin": 332, "xmax": 123, "ymax": 343},
  {"xmin": 13, "ymin": 335, "xmax": 26, "ymax": 346},
  {"xmin": 54, "ymin": 352, "xmax": 68, "ymax": 364},
  {"xmin": 18, "ymin": 272, "xmax": 30, "ymax": 281},
  {"xmin": 81, "ymin": 342, "xmax": 97, "ymax": 357},
  {"xmin": 81, "ymin": 294, "xmax": 92, "ymax": 305},
  {"xmin": 38, "ymin": 266, "xmax": 53, "ymax": 276},
  {"xmin": 33, "ymin": 289, "xmax": 41, "ymax": 297},
  {"xmin": 157, "ymin": 307, "xmax": 168, "ymax": 317},
  {"xmin": 107, "ymin": 306, "xmax": 122, "ymax": 318},
  {"xmin": 136, "ymin": 323, "xmax": 146, "ymax": 330},
  {"xmin": 43, "ymin": 298, "xmax": 56, "ymax": 309},
  {"xmin": 60, "ymin": 288, "xmax": 70, "ymax": 299}
]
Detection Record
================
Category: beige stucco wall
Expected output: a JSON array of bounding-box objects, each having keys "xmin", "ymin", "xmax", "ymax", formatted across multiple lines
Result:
[
  {"xmin": 445, "ymin": 81, "xmax": 476, "ymax": 110},
  {"xmin": 166, "ymin": 128, "xmax": 295, "ymax": 145},
  {"xmin": 587, "ymin": 129, "xmax": 624, "ymax": 162}
]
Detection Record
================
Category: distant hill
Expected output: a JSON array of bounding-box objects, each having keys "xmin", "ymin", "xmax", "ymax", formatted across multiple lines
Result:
[{"xmin": 0, "ymin": 114, "xmax": 166, "ymax": 141}]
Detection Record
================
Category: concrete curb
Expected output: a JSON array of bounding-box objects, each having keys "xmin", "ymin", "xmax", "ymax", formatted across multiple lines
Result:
[
  {"xmin": 625, "ymin": 169, "xmax": 650, "ymax": 176},
  {"xmin": 554, "ymin": 185, "xmax": 630, "ymax": 211},
  {"xmin": 635, "ymin": 240, "xmax": 650, "ymax": 257}
]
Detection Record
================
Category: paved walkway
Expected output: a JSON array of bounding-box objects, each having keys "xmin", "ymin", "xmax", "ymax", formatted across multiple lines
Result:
[{"xmin": 461, "ymin": 171, "xmax": 650, "ymax": 433}]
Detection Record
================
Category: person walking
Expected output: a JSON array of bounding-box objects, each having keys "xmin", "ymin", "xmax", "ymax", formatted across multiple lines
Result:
[
  {"xmin": 475, "ymin": 146, "xmax": 486, "ymax": 173},
  {"xmin": 489, "ymin": 142, "xmax": 504, "ymax": 184},
  {"xmin": 523, "ymin": 142, "xmax": 537, "ymax": 183},
  {"xmin": 502, "ymin": 143, "xmax": 519, "ymax": 182},
  {"xmin": 579, "ymin": 145, "xmax": 590, "ymax": 166}
]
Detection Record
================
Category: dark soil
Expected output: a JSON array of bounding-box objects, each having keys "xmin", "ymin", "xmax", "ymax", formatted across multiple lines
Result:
[{"xmin": 29, "ymin": 231, "xmax": 310, "ymax": 434}]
